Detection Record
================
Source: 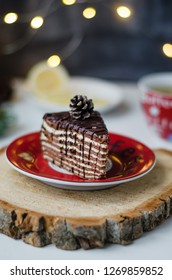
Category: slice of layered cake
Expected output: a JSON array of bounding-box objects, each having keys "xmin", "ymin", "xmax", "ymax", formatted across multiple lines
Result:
[{"xmin": 40, "ymin": 95, "xmax": 109, "ymax": 179}]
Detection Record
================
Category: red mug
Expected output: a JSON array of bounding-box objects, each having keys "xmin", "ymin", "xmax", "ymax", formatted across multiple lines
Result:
[{"xmin": 138, "ymin": 72, "xmax": 172, "ymax": 141}]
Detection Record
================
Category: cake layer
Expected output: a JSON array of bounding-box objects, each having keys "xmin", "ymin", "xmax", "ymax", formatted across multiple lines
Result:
[
  {"xmin": 41, "ymin": 134, "xmax": 108, "ymax": 161},
  {"xmin": 41, "ymin": 125, "xmax": 108, "ymax": 148},
  {"xmin": 42, "ymin": 120, "xmax": 108, "ymax": 143},
  {"xmin": 43, "ymin": 154, "xmax": 106, "ymax": 179},
  {"xmin": 42, "ymin": 146, "xmax": 107, "ymax": 169},
  {"xmin": 41, "ymin": 133, "xmax": 108, "ymax": 154},
  {"xmin": 41, "ymin": 144, "xmax": 107, "ymax": 167}
]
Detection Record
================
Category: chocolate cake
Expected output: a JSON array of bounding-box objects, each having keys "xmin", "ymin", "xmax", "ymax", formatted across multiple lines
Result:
[{"xmin": 40, "ymin": 95, "xmax": 109, "ymax": 179}]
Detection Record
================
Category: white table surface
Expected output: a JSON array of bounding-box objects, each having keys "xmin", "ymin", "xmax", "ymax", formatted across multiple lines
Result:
[{"xmin": 0, "ymin": 82, "xmax": 172, "ymax": 260}]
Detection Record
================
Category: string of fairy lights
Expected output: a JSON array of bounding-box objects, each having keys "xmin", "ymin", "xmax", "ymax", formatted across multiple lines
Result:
[{"xmin": 1, "ymin": 0, "xmax": 172, "ymax": 68}]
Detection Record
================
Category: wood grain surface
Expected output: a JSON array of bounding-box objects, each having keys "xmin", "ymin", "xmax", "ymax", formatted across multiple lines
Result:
[{"xmin": 0, "ymin": 148, "xmax": 172, "ymax": 250}]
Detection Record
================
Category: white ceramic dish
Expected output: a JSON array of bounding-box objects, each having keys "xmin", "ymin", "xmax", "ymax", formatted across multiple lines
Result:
[{"xmin": 18, "ymin": 76, "xmax": 124, "ymax": 114}]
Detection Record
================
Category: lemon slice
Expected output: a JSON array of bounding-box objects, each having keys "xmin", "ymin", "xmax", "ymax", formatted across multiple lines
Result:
[{"xmin": 27, "ymin": 61, "xmax": 71, "ymax": 104}]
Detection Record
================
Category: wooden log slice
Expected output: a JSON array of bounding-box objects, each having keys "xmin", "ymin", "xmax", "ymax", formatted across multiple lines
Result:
[{"xmin": 0, "ymin": 148, "xmax": 172, "ymax": 250}]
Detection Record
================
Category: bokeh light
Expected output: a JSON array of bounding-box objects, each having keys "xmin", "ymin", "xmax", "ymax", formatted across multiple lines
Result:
[
  {"xmin": 82, "ymin": 7, "xmax": 96, "ymax": 19},
  {"xmin": 47, "ymin": 55, "xmax": 61, "ymax": 67},
  {"xmin": 116, "ymin": 6, "xmax": 131, "ymax": 18},
  {"xmin": 30, "ymin": 16, "xmax": 44, "ymax": 29},
  {"xmin": 162, "ymin": 43, "xmax": 172, "ymax": 58},
  {"xmin": 62, "ymin": 0, "xmax": 76, "ymax": 5},
  {"xmin": 4, "ymin": 12, "xmax": 18, "ymax": 24}
]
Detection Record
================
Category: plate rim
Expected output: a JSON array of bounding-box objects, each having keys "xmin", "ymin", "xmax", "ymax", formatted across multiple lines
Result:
[{"xmin": 5, "ymin": 131, "xmax": 156, "ymax": 188}]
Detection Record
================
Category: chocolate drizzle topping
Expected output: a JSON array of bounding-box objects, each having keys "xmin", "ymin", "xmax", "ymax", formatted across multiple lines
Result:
[{"xmin": 44, "ymin": 111, "xmax": 108, "ymax": 137}]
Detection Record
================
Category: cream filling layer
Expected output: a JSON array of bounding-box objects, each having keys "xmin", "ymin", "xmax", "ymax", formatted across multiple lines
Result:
[
  {"xmin": 43, "ymin": 154, "xmax": 105, "ymax": 177},
  {"xmin": 42, "ymin": 147, "xmax": 106, "ymax": 168},
  {"xmin": 41, "ymin": 141, "xmax": 107, "ymax": 163},
  {"xmin": 42, "ymin": 121, "xmax": 108, "ymax": 148},
  {"xmin": 41, "ymin": 136, "xmax": 107, "ymax": 155}
]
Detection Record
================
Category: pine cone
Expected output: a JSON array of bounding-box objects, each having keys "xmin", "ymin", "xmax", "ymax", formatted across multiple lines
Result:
[{"xmin": 70, "ymin": 95, "xmax": 94, "ymax": 120}]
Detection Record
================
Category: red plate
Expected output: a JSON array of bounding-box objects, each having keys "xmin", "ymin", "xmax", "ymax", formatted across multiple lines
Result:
[{"xmin": 6, "ymin": 132, "xmax": 156, "ymax": 190}]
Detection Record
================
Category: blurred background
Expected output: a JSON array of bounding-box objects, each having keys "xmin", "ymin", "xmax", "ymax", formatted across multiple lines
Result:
[
  {"xmin": 1, "ymin": 0, "xmax": 172, "ymax": 260},
  {"xmin": 0, "ymin": 0, "xmax": 172, "ymax": 81}
]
